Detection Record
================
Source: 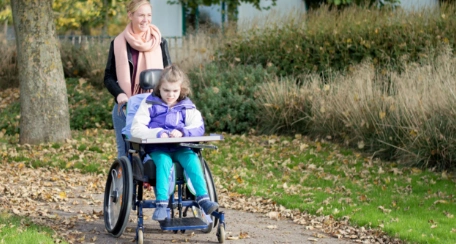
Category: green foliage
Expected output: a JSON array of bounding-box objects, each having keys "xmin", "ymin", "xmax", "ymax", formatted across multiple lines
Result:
[
  {"xmin": 188, "ymin": 63, "xmax": 275, "ymax": 134},
  {"xmin": 0, "ymin": 101, "xmax": 19, "ymax": 135},
  {"xmin": 52, "ymin": 0, "xmax": 127, "ymax": 35},
  {"xmin": 89, "ymin": 145, "xmax": 103, "ymax": 153},
  {"xmin": 67, "ymin": 78, "xmax": 113, "ymax": 130},
  {"xmin": 167, "ymin": 0, "xmax": 276, "ymax": 10},
  {"xmin": 329, "ymin": 0, "xmax": 400, "ymax": 7},
  {"xmin": 0, "ymin": 0, "xmax": 12, "ymax": 24},
  {"xmin": 51, "ymin": 143, "xmax": 61, "ymax": 149},
  {"xmin": 2, "ymin": 0, "xmax": 126, "ymax": 34},
  {"xmin": 77, "ymin": 144, "xmax": 87, "ymax": 151},
  {"xmin": 327, "ymin": 0, "xmax": 353, "ymax": 5},
  {"xmin": 168, "ymin": 0, "xmax": 276, "ymax": 24},
  {"xmin": 305, "ymin": 0, "xmax": 400, "ymax": 9},
  {"xmin": 218, "ymin": 6, "xmax": 456, "ymax": 79}
]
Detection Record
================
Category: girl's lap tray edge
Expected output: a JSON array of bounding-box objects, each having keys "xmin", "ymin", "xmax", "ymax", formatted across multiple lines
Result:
[{"xmin": 127, "ymin": 134, "xmax": 223, "ymax": 144}]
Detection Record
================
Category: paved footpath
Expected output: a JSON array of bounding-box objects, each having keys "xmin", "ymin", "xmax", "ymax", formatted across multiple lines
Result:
[
  {"xmin": 0, "ymin": 164, "xmax": 383, "ymax": 244},
  {"xmin": 74, "ymin": 206, "xmax": 355, "ymax": 244}
]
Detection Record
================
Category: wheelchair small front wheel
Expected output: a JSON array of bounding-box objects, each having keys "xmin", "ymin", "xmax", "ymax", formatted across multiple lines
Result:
[
  {"xmin": 103, "ymin": 156, "xmax": 133, "ymax": 237},
  {"xmin": 217, "ymin": 224, "xmax": 225, "ymax": 243},
  {"xmin": 136, "ymin": 229, "xmax": 144, "ymax": 244}
]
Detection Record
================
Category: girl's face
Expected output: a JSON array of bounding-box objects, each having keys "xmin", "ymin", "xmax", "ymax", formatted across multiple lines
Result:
[
  {"xmin": 160, "ymin": 80, "xmax": 182, "ymax": 107},
  {"xmin": 128, "ymin": 4, "xmax": 152, "ymax": 34}
]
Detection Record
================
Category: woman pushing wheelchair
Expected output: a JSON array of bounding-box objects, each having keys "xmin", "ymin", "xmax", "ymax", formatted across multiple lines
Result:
[
  {"xmin": 130, "ymin": 64, "xmax": 219, "ymax": 221},
  {"xmin": 103, "ymin": 0, "xmax": 171, "ymax": 158}
]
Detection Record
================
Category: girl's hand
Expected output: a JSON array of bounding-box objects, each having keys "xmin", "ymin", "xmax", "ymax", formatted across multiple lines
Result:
[
  {"xmin": 169, "ymin": 130, "xmax": 183, "ymax": 138},
  {"xmin": 160, "ymin": 133, "xmax": 169, "ymax": 138}
]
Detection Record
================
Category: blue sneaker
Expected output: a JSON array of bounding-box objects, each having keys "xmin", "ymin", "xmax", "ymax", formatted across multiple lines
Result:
[
  {"xmin": 152, "ymin": 200, "xmax": 168, "ymax": 221},
  {"xmin": 197, "ymin": 195, "xmax": 219, "ymax": 215}
]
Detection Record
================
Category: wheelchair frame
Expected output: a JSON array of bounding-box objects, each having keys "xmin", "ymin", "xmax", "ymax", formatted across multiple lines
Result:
[{"xmin": 103, "ymin": 135, "xmax": 226, "ymax": 244}]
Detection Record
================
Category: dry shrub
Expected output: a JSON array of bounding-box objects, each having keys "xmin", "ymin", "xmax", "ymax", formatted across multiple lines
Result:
[
  {"xmin": 386, "ymin": 48, "xmax": 456, "ymax": 168},
  {"xmin": 256, "ymin": 77, "xmax": 313, "ymax": 134},
  {"xmin": 0, "ymin": 36, "xmax": 18, "ymax": 89},
  {"xmin": 257, "ymin": 48, "xmax": 456, "ymax": 169},
  {"xmin": 313, "ymin": 61, "xmax": 391, "ymax": 146},
  {"xmin": 59, "ymin": 39, "xmax": 110, "ymax": 88},
  {"xmin": 169, "ymin": 29, "xmax": 226, "ymax": 72}
]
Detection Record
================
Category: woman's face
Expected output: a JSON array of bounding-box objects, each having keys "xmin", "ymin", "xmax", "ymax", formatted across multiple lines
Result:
[
  {"xmin": 160, "ymin": 80, "xmax": 182, "ymax": 107},
  {"xmin": 128, "ymin": 4, "xmax": 152, "ymax": 34}
]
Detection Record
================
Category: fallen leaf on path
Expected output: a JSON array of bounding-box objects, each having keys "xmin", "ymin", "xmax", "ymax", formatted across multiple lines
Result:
[
  {"xmin": 239, "ymin": 231, "xmax": 249, "ymax": 239},
  {"xmin": 227, "ymin": 235, "xmax": 239, "ymax": 240},
  {"xmin": 266, "ymin": 211, "xmax": 280, "ymax": 220}
]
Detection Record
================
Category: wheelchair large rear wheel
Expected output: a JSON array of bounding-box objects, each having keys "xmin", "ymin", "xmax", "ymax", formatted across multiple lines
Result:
[
  {"xmin": 200, "ymin": 158, "xmax": 218, "ymax": 233},
  {"xmin": 103, "ymin": 156, "xmax": 133, "ymax": 237}
]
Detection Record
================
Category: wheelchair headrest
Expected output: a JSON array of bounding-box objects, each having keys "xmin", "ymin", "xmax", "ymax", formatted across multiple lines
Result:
[{"xmin": 139, "ymin": 69, "xmax": 163, "ymax": 90}]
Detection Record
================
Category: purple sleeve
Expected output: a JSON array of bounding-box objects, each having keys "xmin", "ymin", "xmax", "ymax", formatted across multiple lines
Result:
[{"xmin": 181, "ymin": 123, "xmax": 205, "ymax": 137}]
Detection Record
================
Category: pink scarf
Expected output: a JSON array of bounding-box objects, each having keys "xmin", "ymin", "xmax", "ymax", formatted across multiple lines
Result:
[{"xmin": 114, "ymin": 23, "xmax": 163, "ymax": 97}]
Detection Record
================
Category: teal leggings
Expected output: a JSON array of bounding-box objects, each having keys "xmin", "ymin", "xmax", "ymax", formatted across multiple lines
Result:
[{"xmin": 150, "ymin": 149, "xmax": 208, "ymax": 201}]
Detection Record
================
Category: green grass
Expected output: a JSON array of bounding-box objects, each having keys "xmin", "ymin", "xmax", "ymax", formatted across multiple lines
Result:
[
  {"xmin": 1, "ymin": 129, "xmax": 455, "ymax": 243},
  {"xmin": 0, "ymin": 211, "xmax": 64, "ymax": 244},
  {"xmin": 1, "ymin": 129, "xmax": 114, "ymax": 174},
  {"xmin": 205, "ymin": 134, "xmax": 456, "ymax": 244}
]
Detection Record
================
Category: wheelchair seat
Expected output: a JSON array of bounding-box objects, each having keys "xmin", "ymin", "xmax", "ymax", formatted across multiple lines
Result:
[{"xmin": 132, "ymin": 157, "xmax": 187, "ymax": 187}]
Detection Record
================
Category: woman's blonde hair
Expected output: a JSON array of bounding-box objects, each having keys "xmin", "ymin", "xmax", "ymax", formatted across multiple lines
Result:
[
  {"xmin": 127, "ymin": 0, "xmax": 151, "ymax": 13},
  {"xmin": 154, "ymin": 64, "xmax": 192, "ymax": 101}
]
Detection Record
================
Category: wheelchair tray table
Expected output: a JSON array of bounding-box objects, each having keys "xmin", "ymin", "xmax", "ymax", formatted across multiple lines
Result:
[
  {"xmin": 127, "ymin": 135, "xmax": 223, "ymax": 149},
  {"xmin": 128, "ymin": 135, "xmax": 222, "ymax": 144}
]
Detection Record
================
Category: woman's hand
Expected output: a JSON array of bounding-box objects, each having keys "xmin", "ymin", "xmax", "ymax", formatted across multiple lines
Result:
[
  {"xmin": 169, "ymin": 130, "xmax": 183, "ymax": 138},
  {"xmin": 160, "ymin": 133, "xmax": 169, "ymax": 138},
  {"xmin": 116, "ymin": 93, "xmax": 129, "ymax": 115},
  {"xmin": 116, "ymin": 93, "xmax": 128, "ymax": 105}
]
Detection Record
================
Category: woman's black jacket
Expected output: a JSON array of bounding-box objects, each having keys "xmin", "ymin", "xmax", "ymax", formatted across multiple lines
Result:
[{"xmin": 103, "ymin": 37, "xmax": 172, "ymax": 102}]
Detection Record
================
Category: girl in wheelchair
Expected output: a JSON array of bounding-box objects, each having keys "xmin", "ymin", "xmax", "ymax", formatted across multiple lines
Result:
[{"xmin": 130, "ymin": 64, "xmax": 219, "ymax": 221}]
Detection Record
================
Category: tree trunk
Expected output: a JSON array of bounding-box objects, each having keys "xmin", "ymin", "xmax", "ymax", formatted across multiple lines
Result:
[{"xmin": 11, "ymin": 0, "xmax": 71, "ymax": 144}]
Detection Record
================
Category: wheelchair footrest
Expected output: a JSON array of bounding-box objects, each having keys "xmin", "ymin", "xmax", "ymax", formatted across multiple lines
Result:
[{"xmin": 159, "ymin": 217, "xmax": 208, "ymax": 231}]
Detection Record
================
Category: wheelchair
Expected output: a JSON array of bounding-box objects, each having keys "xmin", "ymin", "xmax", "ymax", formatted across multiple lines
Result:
[{"xmin": 102, "ymin": 69, "xmax": 226, "ymax": 244}]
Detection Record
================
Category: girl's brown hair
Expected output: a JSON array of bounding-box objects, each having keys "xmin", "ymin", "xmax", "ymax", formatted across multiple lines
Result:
[{"xmin": 154, "ymin": 64, "xmax": 191, "ymax": 101}]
